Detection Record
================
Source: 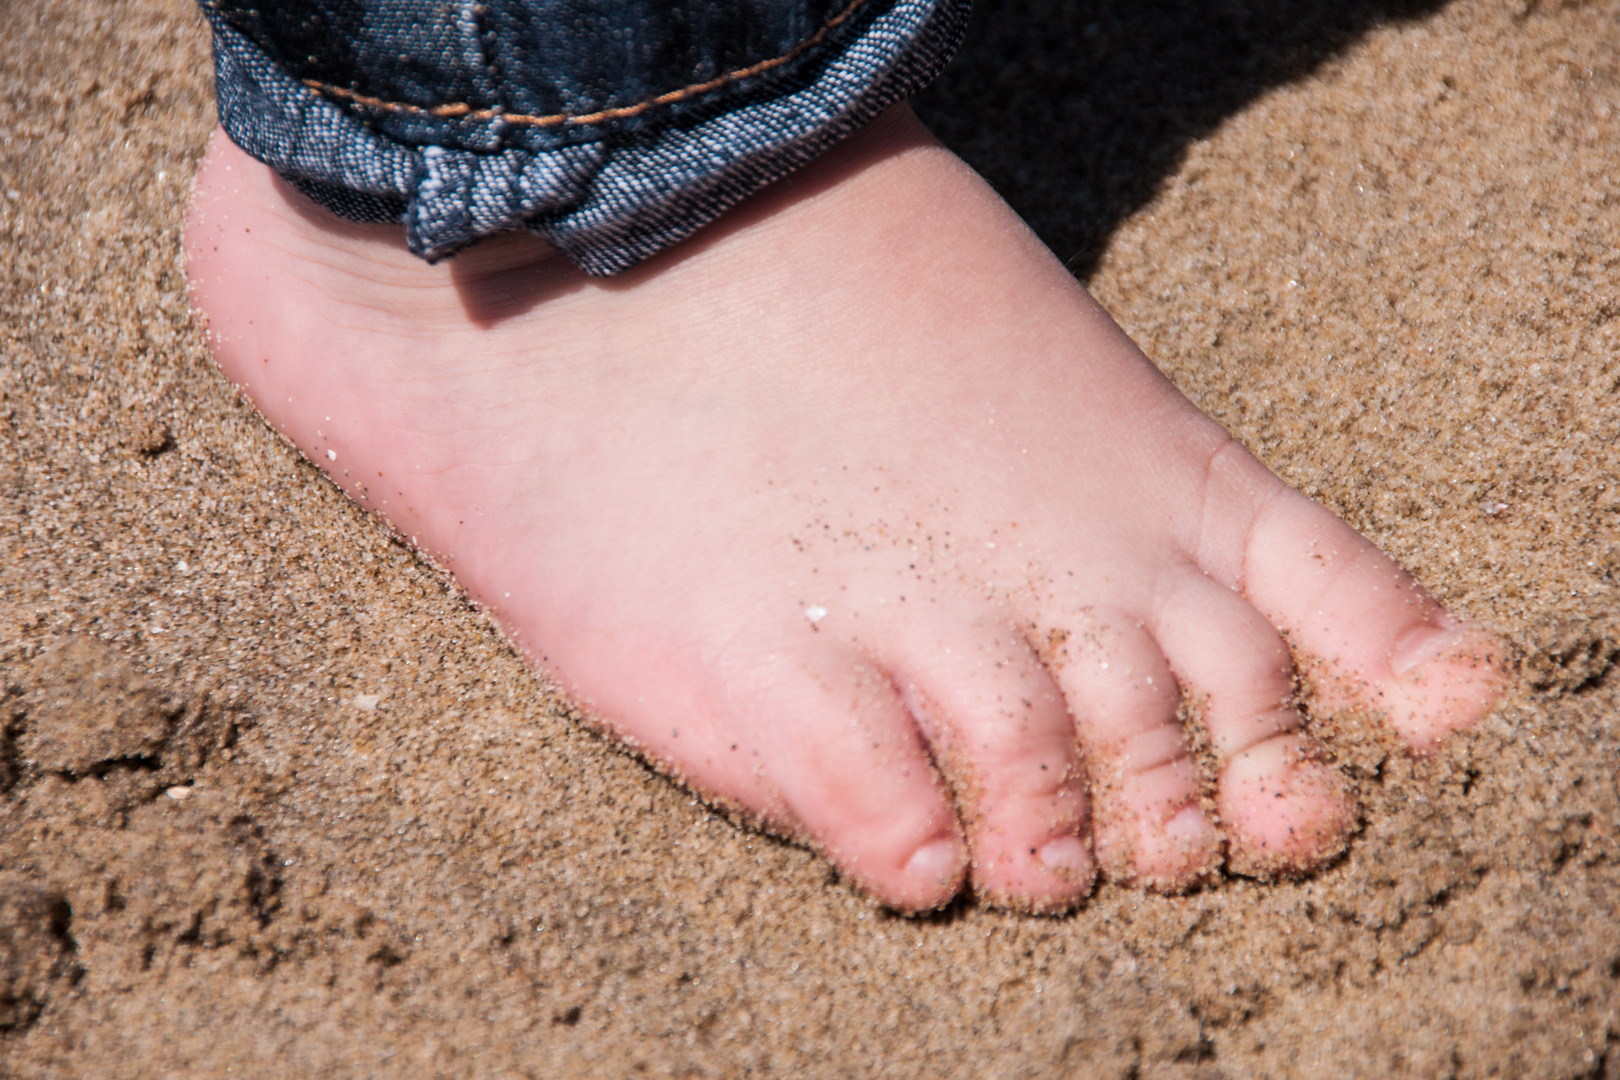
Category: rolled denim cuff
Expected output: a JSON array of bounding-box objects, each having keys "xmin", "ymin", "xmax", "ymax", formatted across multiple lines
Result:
[{"xmin": 202, "ymin": 0, "xmax": 969, "ymax": 275}]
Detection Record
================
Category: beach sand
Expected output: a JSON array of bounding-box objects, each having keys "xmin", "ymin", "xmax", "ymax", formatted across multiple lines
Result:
[{"xmin": 3, "ymin": 0, "xmax": 1618, "ymax": 1074}]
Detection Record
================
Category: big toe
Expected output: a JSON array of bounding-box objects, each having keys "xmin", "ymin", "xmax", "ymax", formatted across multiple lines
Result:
[
  {"xmin": 1222, "ymin": 451, "xmax": 1507, "ymax": 753},
  {"xmin": 1380, "ymin": 618, "xmax": 1507, "ymax": 750}
]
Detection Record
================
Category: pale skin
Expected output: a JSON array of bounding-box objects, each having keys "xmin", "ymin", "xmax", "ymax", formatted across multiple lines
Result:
[{"xmin": 184, "ymin": 105, "xmax": 1505, "ymax": 913}]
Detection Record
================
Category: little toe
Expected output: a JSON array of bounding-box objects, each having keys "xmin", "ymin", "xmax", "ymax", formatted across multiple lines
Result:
[
  {"xmin": 1152, "ymin": 571, "xmax": 1356, "ymax": 877},
  {"xmin": 891, "ymin": 622, "xmax": 1094, "ymax": 912},
  {"xmin": 743, "ymin": 650, "xmax": 968, "ymax": 913},
  {"xmin": 1047, "ymin": 614, "xmax": 1221, "ymax": 890},
  {"xmin": 1241, "ymin": 485, "xmax": 1507, "ymax": 753}
]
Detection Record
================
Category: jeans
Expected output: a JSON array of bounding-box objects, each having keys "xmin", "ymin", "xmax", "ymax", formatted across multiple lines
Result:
[{"xmin": 200, "ymin": 0, "xmax": 970, "ymax": 274}]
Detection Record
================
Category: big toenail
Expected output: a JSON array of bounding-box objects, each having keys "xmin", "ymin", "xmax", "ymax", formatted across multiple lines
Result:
[
  {"xmin": 1037, "ymin": 836, "xmax": 1090, "ymax": 875},
  {"xmin": 904, "ymin": 838, "xmax": 962, "ymax": 883},
  {"xmin": 1390, "ymin": 618, "xmax": 1472, "ymax": 677}
]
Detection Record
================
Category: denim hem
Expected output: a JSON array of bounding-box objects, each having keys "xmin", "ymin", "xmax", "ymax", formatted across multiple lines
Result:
[
  {"xmin": 295, "ymin": 0, "xmax": 882, "ymax": 135},
  {"xmin": 204, "ymin": 0, "xmax": 969, "ymax": 274}
]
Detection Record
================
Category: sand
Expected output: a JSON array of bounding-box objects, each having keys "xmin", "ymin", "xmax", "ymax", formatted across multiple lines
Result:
[{"xmin": 2, "ymin": 0, "xmax": 1618, "ymax": 1075}]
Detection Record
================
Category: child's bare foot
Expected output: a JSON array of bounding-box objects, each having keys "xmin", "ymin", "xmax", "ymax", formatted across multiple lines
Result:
[{"xmin": 184, "ymin": 107, "xmax": 1504, "ymax": 913}]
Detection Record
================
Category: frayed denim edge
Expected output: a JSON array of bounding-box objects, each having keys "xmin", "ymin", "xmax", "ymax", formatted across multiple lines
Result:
[
  {"xmin": 537, "ymin": 0, "xmax": 969, "ymax": 275},
  {"xmin": 205, "ymin": 0, "xmax": 969, "ymax": 275}
]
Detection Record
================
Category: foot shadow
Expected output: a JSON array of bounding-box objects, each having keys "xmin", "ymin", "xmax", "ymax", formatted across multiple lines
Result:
[{"xmin": 913, "ymin": 0, "xmax": 1452, "ymax": 280}]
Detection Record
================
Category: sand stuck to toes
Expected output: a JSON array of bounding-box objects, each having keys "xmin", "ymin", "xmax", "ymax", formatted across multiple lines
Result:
[{"xmin": 3, "ymin": 0, "xmax": 1619, "ymax": 1075}]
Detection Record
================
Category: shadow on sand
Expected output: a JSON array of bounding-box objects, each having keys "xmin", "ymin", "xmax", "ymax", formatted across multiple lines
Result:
[{"xmin": 914, "ymin": 0, "xmax": 1452, "ymax": 279}]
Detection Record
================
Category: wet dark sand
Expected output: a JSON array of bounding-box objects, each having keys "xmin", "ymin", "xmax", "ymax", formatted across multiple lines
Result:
[{"xmin": 3, "ymin": 0, "xmax": 1618, "ymax": 1075}]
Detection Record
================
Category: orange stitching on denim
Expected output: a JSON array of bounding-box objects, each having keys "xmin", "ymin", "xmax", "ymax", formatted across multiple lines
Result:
[{"xmin": 303, "ymin": 0, "xmax": 872, "ymax": 129}]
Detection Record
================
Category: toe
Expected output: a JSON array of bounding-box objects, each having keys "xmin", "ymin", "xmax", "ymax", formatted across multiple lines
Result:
[
  {"xmin": 1203, "ymin": 444, "xmax": 1506, "ymax": 753},
  {"xmin": 1246, "ymin": 491, "xmax": 1506, "ymax": 753},
  {"xmin": 1151, "ymin": 571, "xmax": 1356, "ymax": 877},
  {"xmin": 731, "ymin": 649, "xmax": 967, "ymax": 912},
  {"xmin": 1046, "ymin": 613, "xmax": 1221, "ymax": 890},
  {"xmin": 890, "ymin": 621, "xmax": 1094, "ymax": 912}
]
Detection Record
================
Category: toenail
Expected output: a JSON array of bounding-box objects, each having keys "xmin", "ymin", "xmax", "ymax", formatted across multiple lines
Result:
[
  {"xmin": 1164, "ymin": 804, "xmax": 1212, "ymax": 846},
  {"xmin": 1036, "ymin": 836, "xmax": 1090, "ymax": 876},
  {"xmin": 904, "ymin": 838, "xmax": 962, "ymax": 884},
  {"xmin": 1389, "ymin": 618, "xmax": 1472, "ymax": 677}
]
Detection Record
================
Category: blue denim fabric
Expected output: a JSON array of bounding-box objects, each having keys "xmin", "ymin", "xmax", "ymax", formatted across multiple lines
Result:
[{"xmin": 201, "ymin": 0, "xmax": 970, "ymax": 274}]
